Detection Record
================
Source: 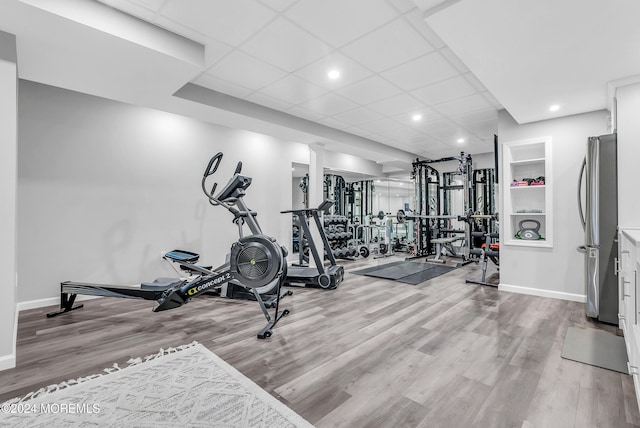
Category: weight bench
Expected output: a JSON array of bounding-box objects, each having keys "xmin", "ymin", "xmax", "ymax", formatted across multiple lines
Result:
[
  {"xmin": 427, "ymin": 236, "xmax": 464, "ymax": 263},
  {"xmin": 466, "ymin": 232, "xmax": 500, "ymax": 287}
]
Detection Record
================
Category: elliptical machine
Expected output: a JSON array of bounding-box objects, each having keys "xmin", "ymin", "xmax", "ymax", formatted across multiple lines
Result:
[{"xmin": 48, "ymin": 152, "xmax": 289, "ymax": 339}]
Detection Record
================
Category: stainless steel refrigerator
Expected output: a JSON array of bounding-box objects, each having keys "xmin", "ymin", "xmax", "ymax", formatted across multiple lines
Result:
[{"xmin": 578, "ymin": 133, "xmax": 618, "ymax": 324}]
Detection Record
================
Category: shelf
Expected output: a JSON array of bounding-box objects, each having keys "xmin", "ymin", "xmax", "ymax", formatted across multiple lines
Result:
[
  {"xmin": 504, "ymin": 238, "xmax": 552, "ymax": 248},
  {"xmin": 509, "ymin": 185, "xmax": 546, "ymax": 189},
  {"xmin": 502, "ymin": 136, "xmax": 552, "ymax": 248},
  {"xmin": 510, "ymin": 157, "xmax": 545, "ymax": 166}
]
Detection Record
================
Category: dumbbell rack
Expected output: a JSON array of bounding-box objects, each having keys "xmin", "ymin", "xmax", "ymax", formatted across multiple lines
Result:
[{"xmin": 324, "ymin": 215, "xmax": 357, "ymax": 259}]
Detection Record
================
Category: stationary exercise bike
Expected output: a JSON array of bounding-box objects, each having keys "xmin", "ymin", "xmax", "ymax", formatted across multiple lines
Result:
[{"xmin": 47, "ymin": 152, "xmax": 289, "ymax": 339}]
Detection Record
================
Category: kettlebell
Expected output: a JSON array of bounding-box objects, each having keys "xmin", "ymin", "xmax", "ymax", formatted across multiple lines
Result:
[{"xmin": 516, "ymin": 219, "xmax": 541, "ymax": 240}]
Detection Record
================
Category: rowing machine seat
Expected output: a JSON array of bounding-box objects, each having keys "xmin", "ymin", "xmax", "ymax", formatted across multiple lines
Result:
[{"xmin": 141, "ymin": 277, "xmax": 184, "ymax": 291}]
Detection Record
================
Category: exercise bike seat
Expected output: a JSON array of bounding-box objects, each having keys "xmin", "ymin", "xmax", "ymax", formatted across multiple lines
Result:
[{"xmin": 140, "ymin": 277, "xmax": 184, "ymax": 291}]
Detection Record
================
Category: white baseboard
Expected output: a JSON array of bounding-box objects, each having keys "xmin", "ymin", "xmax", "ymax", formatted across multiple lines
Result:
[
  {"xmin": 1, "ymin": 306, "xmax": 19, "ymax": 371},
  {"xmin": 499, "ymin": 283, "xmax": 586, "ymax": 303},
  {"xmin": 0, "ymin": 353, "xmax": 15, "ymax": 371},
  {"xmin": 17, "ymin": 295, "xmax": 101, "ymax": 312}
]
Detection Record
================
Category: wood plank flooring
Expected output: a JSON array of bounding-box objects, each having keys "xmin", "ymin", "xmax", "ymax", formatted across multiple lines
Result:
[{"xmin": 1, "ymin": 255, "xmax": 638, "ymax": 427}]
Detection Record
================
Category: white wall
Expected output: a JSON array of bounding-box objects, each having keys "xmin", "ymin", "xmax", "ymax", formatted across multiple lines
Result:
[
  {"xmin": 617, "ymin": 83, "xmax": 640, "ymax": 228},
  {"xmin": 17, "ymin": 81, "xmax": 312, "ymax": 304},
  {"xmin": 324, "ymin": 151, "xmax": 382, "ymax": 177},
  {"xmin": 0, "ymin": 31, "xmax": 17, "ymax": 370},
  {"xmin": 498, "ymin": 109, "xmax": 610, "ymax": 300}
]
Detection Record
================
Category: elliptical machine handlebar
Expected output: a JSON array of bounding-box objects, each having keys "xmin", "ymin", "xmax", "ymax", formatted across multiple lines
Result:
[
  {"xmin": 203, "ymin": 152, "xmax": 241, "ymax": 207},
  {"xmin": 202, "ymin": 152, "xmax": 223, "ymax": 205},
  {"xmin": 204, "ymin": 152, "xmax": 223, "ymax": 177},
  {"xmin": 200, "ymin": 152, "xmax": 246, "ymax": 215}
]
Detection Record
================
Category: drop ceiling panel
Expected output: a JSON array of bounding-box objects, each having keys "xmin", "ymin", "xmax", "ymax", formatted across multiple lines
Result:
[
  {"xmin": 412, "ymin": 75, "xmax": 477, "ymax": 105},
  {"xmin": 340, "ymin": 18, "xmax": 435, "ymax": 72},
  {"xmin": 339, "ymin": 75, "xmax": 403, "ymax": 105},
  {"xmin": 439, "ymin": 47, "xmax": 469, "ymax": 73},
  {"xmin": 412, "ymin": 0, "xmax": 447, "ymax": 12},
  {"xmin": 343, "ymin": 125, "xmax": 375, "ymax": 138},
  {"xmin": 240, "ymin": 17, "xmax": 332, "ymax": 72},
  {"xmin": 433, "ymin": 93, "xmax": 492, "ymax": 117},
  {"xmin": 359, "ymin": 117, "xmax": 404, "ymax": 133},
  {"xmin": 258, "ymin": 74, "xmax": 327, "ymax": 105},
  {"xmin": 481, "ymin": 91, "xmax": 502, "ymax": 108},
  {"xmin": 285, "ymin": 105, "xmax": 325, "ymax": 121},
  {"xmin": 415, "ymin": 117, "xmax": 456, "ymax": 132},
  {"xmin": 203, "ymin": 39, "xmax": 234, "ymax": 68},
  {"xmin": 380, "ymin": 51, "xmax": 459, "ymax": 91},
  {"xmin": 330, "ymin": 107, "xmax": 385, "ymax": 126},
  {"xmin": 378, "ymin": 126, "xmax": 425, "ymax": 140},
  {"xmin": 160, "ymin": 0, "xmax": 276, "ymax": 45},
  {"xmin": 293, "ymin": 51, "xmax": 374, "ymax": 90},
  {"xmin": 424, "ymin": 125, "xmax": 463, "ymax": 141},
  {"xmin": 461, "ymin": 72, "xmax": 488, "ymax": 92},
  {"xmin": 404, "ymin": 9, "xmax": 446, "ymax": 49},
  {"xmin": 368, "ymin": 93, "xmax": 425, "ymax": 117},
  {"xmin": 392, "ymin": 108, "xmax": 442, "ymax": 125},
  {"xmin": 466, "ymin": 121, "xmax": 498, "ymax": 139},
  {"xmin": 246, "ymin": 91, "xmax": 294, "ymax": 111},
  {"xmin": 318, "ymin": 116, "xmax": 351, "ymax": 129},
  {"xmin": 257, "ymin": 0, "xmax": 298, "ymax": 12},
  {"xmin": 298, "ymin": 92, "xmax": 359, "ymax": 116},
  {"xmin": 285, "ymin": 0, "xmax": 397, "ymax": 48},
  {"xmin": 204, "ymin": 50, "xmax": 287, "ymax": 91},
  {"xmin": 386, "ymin": 0, "xmax": 417, "ymax": 13},
  {"xmin": 451, "ymin": 107, "xmax": 498, "ymax": 126}
]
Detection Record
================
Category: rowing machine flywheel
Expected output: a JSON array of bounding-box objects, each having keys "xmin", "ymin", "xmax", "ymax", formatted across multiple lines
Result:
[{"xmin": 230, "ymin": 235, "xmax": 283, "ymax": 288}]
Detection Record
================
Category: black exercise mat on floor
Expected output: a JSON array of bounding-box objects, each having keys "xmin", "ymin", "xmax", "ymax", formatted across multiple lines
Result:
[
  {"xmin": 351, "ymin": 260, "xmax": 407, "ymax": 276},
  {"xmin": 396, "ymin": 265, "xmax": 455, "ymax": 285},
  {"xmin": 561, "ymin": 327, "xmax": 628, "ymax": 373},
  {"xmin": 362, "ymin": 262, "xmax": 429, "ymax": 280},
  {"xmin": 352, "ymin": 261, "xmax": 457, "ymax": 284}
]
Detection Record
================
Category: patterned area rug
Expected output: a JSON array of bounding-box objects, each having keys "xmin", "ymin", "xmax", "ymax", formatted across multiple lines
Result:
[{"xmin": 0, "ymin": 342, "xmax": 312, "ymax": 428}]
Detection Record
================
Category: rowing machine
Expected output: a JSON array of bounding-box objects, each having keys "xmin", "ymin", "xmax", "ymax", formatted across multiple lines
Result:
[{"xmin": 47, "ymin": 153, "xmax": 289, "ymax": 339}]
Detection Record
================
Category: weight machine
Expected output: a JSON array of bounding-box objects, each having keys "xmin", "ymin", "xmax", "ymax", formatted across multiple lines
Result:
[
  {"xmin": 411, "ymin": 152, "xmax": 474, "ymax": 260},
  {"xmin": 324, "ymin": 174, "xmax": 346, "ymax": 216},
  {"xmin": 346, "ymin": 180, "xmax": 375, "ymax": 226}
]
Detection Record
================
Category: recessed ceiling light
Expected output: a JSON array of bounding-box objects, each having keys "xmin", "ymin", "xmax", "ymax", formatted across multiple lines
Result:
[
  {"xmin": 549, "ymin": 104, "xmax": 560, "ymax": 112},
  {"xmin": 327, "ymin": 69, "xmax": 340, "ymax": 80},
  {"xmin": 412, "ymin": 114, "xmax": 422, "ymax": 121},
  {"xmin": 457, "ymin": 138, "xmax": 465, "ymax": 143}
]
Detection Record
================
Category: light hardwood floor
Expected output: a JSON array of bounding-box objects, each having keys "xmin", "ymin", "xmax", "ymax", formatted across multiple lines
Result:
[{"xmin": 1, "ymin": 256, "xmax": 638, "ymax": 428}]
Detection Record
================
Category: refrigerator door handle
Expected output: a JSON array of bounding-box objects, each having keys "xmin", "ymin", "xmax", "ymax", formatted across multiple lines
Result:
[{"xmin": 577, "ymin": 157, "xmax": 586, "ymax": 230}]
